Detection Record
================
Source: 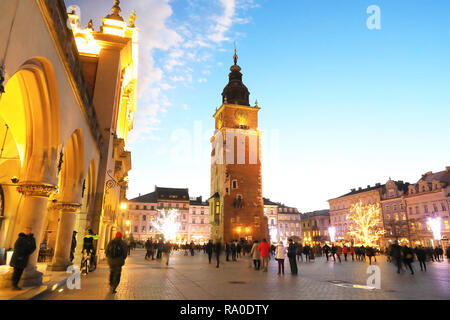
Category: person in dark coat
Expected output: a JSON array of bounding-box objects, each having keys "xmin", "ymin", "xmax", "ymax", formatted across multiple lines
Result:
[
  {"xmin": 70, "ymin": 231, "xmax": 77, "ymax": 263},
  {"xmin": 225, "ymin": 242, "xmax": 231, "ymax": 261},
  {"xmin": 366, "ymin": 246, "xmax": 376, "ymax": 265},
  {"xmin": 323, "ymin": 244, "xmax": 330, "ymax": 261},
  {"xmin": 296, "ymin": 242, "xmax": 303, "ymax": 262},
  {"xmin": 390, "ymin": 241, "xmax": 403, "ymax": 273},
  {"xmin": 206, "ymin": 240, "xmax": 214, "ymax": 264},
  {"xmin": 402, "ymin": 245, "xmax": 414, "ymax": 275},
  {"xmin": 214, "ymin": 240, "xmax": 222, "ymax": 268},
  {"xmin": 414, "ymin": 246, "xmax": 427, "ymax": 271},
  {"xmin": 144, "ymin": 238, "xmax": 153, "ymax": 260},
  {"xmin": 105, "ymin": 232, "xmax": 128, "ymax": 294},
  {"xmin": 10, "ymin": 228, "xmax": 36, "ymax": 290},
  {"xmin": 189, "ymin": 241, "xmax": 195, "ymax": 256},
  {"xmin": 303, "ymin": 244, "xmax": 310, "ymax": 261},
  {"xmin": 236, "ymin": 242, "xmax": 242, "ymax": 259},
  {"xmin": 231, "ymin": 241, "xmax": 237, "ymax": 261},
  {"xmin": 287, "ymin": 239, "xmax": 298, "ymax": 275}
]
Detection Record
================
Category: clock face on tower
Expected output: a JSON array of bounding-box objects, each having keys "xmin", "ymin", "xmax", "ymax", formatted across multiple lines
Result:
[{"xmin": 235, "ymin": 109, "xmax": 248, "ymax": 125}]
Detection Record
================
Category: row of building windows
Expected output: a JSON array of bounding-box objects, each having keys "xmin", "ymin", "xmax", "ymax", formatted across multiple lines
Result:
[
  {"xmin": 332, "ymin": 199, "xmax": 378, "ymax": 211},
  {"xmin": 407, "ymin": 203, "xmax": 447, "ymax": 215},
  {"xmin": 132, "ymin": 203, "xmax": 193, "ymax": 210}
]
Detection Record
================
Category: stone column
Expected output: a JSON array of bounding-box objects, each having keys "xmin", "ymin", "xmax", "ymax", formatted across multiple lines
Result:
[
  {"xmin": 49, "ymin": 203, "xmax": 81, "ymax": 271},
  {"xmin": 17, "ymin": 183, "xmax": 57, "ymax": 287},
  {"xmin": 73, "ymin": 211, "xmax": 88, "ymax": 266},
  {"xmin": 45, "ymin": 204, "xmax": 60, "ymax": 250}
]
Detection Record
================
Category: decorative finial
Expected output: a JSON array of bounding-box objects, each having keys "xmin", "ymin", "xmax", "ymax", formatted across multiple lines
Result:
[
  {"xmin": 106, "ymin": 0, "xmax": 123, "ymax": 20},
  {"xmin": 224, "ymin": 97, "xmax": 228, "ymax": 104},
  {"xmin": 87, "ymin": 19, "xmax": 94, "ymax": 30},
  {"xmin": 112, "ymin": 0, "xmax": 121, "ymax": 14},
  {"xmin": 129, "ymin": 9, "xmax": 137, "ymax": 27},
  {"xmin": 255, "ymin": 99, "xmax": 258, "ymax": 107},
  {"xmin": 233, "ymin": 48, "xmax": 238, "ymax": 66}
]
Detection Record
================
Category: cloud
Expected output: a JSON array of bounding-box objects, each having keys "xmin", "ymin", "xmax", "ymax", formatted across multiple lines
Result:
[
  {"xmin": 70, "ymin": 0, "xmax": 259, "ymax": 144},
  {"xmin": 208, "ymin": 0, "xmax": 236, "ymax": 42}
]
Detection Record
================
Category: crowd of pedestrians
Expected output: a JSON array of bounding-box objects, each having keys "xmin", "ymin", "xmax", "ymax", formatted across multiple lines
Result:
[{"xmin": 6, "ymin": 225, "xmax": 450, "ymax": 293}]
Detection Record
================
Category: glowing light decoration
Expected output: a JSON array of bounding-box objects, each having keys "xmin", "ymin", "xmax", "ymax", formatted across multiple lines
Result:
[
  {"xmin": 150, "ymin": 209, "xmax": 181, "ymax": 242},
  {"xmin": 268, "ymin": 226, "xmax": 278, "ymax": 242},
  {"xmin": 328, "ymin": 226, "xmax": 336, "ymax": 243},
  {"xmin": 427, "ymin": 217, "xmax": 442, "ymax": 241},
  {"xmin": 347, "ymin": 201, "xmax": 385, "ymax": 247}
]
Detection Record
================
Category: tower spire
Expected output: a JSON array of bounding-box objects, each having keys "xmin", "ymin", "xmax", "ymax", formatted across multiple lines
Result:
[{"xmin": 233, "ymin": 42, "xmax": 238, "ymax": 65}]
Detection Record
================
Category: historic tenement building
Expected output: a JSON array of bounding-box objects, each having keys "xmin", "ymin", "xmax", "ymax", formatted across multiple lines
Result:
[
  {"xmin": 209, "ymin": 51, "xmax": 268, "ymax": 243},
  {"xmin": 0, "ymin": 0, "xmax": 138, "ymax": 287},
  {"xmin": 328, "ymin": 167, "xmax": 450, "ymax": 248},
  {"xmin": 301, "ymin": 210, "xmax": 330, "ymax": 245},
  {"xmin": 263, "ymin": 198, "xmax": 279, "ymax": 241},
  {"xmin": 380, "ymin": 179, "xmax": 410, "ymax": 247},
  {"xmin": 277, "ymin": 204, "xmax": 302, "ymax": 242},
  {"xmin": 405, "ymin": 167, "xmax": 450, "ymax": 247},
  {"xmin": 328, "ymin": 184, "xmax": 384, "ymax": 244},
  {"xmin": 126, "ymin": 187, "xmax": 210, "ymax": 244}
]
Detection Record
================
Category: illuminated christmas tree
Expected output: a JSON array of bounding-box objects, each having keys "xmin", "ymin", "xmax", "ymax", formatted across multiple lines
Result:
[
  {"xmin": 150, "ymin": 208, "xmax": 181, "ymax": 242},
  {"xmin": 347, "ymin": 201, "xmax": 385, "ymax": 247}
]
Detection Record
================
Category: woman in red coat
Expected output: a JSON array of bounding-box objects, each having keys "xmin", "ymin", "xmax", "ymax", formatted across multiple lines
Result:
[
  {"xmin": 350, "ymin": 246, "xmax": 355, "ymax": 261},
  {"xmin": 342, "ymin": 245, "xmax": 348, "ymax": 261}
]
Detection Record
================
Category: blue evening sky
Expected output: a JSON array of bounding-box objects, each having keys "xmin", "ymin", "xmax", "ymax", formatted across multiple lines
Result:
[{"xmin": 66, "ymin": 0, "xmax": 450, "ymax": 212}]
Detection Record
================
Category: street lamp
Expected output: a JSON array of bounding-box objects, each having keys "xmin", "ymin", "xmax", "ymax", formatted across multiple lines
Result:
[
  {"xmin": 120, "ymin": 202, "xmax": 127, "ymax": 210},
  {"xmin": 328, "ymin": 226, "xmax": 336, "ymax": 243}
]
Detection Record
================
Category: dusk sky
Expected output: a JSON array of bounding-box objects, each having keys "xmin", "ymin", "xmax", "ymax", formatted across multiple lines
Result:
[{"xmin": 66, "ymin": 0, "xmax": 450, "ymax": 212}]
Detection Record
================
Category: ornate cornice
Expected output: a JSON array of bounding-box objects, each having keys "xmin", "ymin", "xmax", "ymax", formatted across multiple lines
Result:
[
  {"xmin": 17, "ymin": 183, "xmax": 57, "ymax": 198},
  {"xmin": 53, "ymin": 202, "xmax": 82, "ymax": 212}
]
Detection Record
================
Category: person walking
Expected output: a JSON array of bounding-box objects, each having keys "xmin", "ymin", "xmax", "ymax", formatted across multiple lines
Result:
[
  {"xmin": 276, "ymin": 241, "xmax": 286, "ymax": 275},
  {"xmin": 366, "ymin": 246, "xmax": 376, "ymax": 265},
  {"xmin": 402, "ymin": 244, "xmax": 415, "ymax": 275},
  {"xmin": 161, "ymin": 241, "xmax": 172, "ymax": 266},
  {"xmin": 250, "ymin": 240, "xmax": 261, "ymax": 270},
  {"xmin": 105, "ymin": 232, "xmax": 128, "ymax": 294},
  {"xmin": 70, "ymin": 231, "xmax": 77, "ymax": 263},
  {"xmin": 189, "ymin": 241, "xmax": 195, "ymax": 256},
  {"xmin": 258, "ymin": 239, "xmax": 270, "ymax": 272},
  {"xmin": 391, "ymin": 240, "xmax": 403, "ymax": 274},
  {"xmin": 231, "ymin": 241, "xmax": 237, "ymax": 261},
  {"xmin": 350, "ymin": 245, "xmax": 355, "ymax": 261},
  {"xmin": 335, "ymin": 244, "xmax": 342, "ymax": 263},
  {"xmin": 296, "ymin": 242, "xmax": 303, "ymax": 262},
  {"xmin": 144, "ymin": 238, "xmax": 152, "ymax": 260},
  {"xmin": 323, "ymin": 244, "xmax": 330, "ymax": 261},
  {"xmin": 360, "ymin": 245, "xmax": 366, "ymax": 261},
  {"xmin": 287, "ymin": 239, "xmax": 298, "ymax": 275},
  {"xmin": 214, "ymin": 240, "xmax": 222, "ymax": 268},
  {"xmin": 225, "ymin": 242, "xmax": 231, "ymax": 261},
  {"xmin": 236, "ymin": 241, "xmax": 242, "ymax": 259},
  {"xmin": 10, "ymin": 228, "xmax": 36, "ymax": 290},
  {"xmin": 342, "ymin": 245, "xmax": 348, "ymax": 262},
  {"xmin": 206, "ymin": 240, "xmax": 214, "ymax": 264},
  {"xmin": 415, "ymin": 246, "xmax": 427, "ymax": 272},
  {"xmin": 303, "ymin": 244, "xmax": 310, "ymax": 261}
]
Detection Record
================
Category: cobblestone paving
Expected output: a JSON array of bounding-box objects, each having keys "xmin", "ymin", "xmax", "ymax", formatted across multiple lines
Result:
[{"xmin": 41, "ymin": 249, "xmax": 450, "ymax": 300}]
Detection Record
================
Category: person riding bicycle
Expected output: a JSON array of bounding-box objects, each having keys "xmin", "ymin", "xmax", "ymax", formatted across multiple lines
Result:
[{"xmin": 82, "ymin": 229, "xmax": 100, "ymax": 271}]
